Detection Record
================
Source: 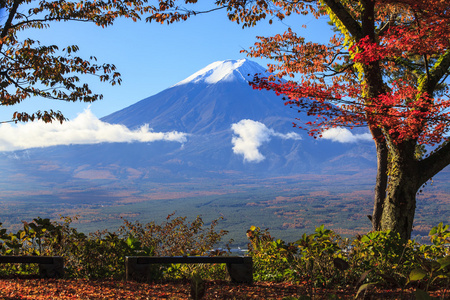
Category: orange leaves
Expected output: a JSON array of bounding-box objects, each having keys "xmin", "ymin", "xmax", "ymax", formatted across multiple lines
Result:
[
  {"xmin": 0, "ymin": 279, "xmax": 189, "ymax": 299},
  {"xmin": 63, "ymin": 45, "xmax": 79, "ymax": 54},
  {"xmin": 251, "ymin": 74, "xmax": 365, "ymax": 137},
  {"xmin": 0, "ymin": 3, "xmax": 123, "ymax": 120},
  {"xmin": 0, "ymin": 278, "xmax": 331, "ymax": 299},
  {"xmin": 3, "ymin": 277, "xmax": 441, "ymax": 299},
  {"xmin": 0, "ymin": 0, "xmax": 138, "ymax": 121},
  {"xmin": 350, "ymin": 36, "xmax": 388, "ymax": 64},
  {"xmin": 245, "ymin": 28, "xmax": 346, "ymax": 82},
  {"xmin": 13, "ymin": 110, "xmax": 67, "ymax": 124},
  {"xmin": 351, "ymin": 22, "xmax": 450, "ymax": 66}
]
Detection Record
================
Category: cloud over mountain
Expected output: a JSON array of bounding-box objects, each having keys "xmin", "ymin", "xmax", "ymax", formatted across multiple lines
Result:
[
  {"xmin": 321, "ymin": 127, "xmax": 372, "ymax": 143},
  {"xmin": 1, "ymin": 59, "xmax": 376, "ymax": 179},
  {"xmin": 231, "ymin": 119, "xmax": 302, "ymax": 163},
  {"xmin": 0, "ymin": 109, "xmax": 187, "ymax": 151}
]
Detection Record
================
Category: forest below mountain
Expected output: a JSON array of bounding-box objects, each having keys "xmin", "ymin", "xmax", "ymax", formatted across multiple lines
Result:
[{"xmin": 1, "ymin": 167, "xmax": 449, "ymax": 246}]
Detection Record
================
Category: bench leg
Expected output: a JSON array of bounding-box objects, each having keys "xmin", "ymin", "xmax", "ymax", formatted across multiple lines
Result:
[
  {"xmin": 126, "ymin": 257, "xmax": 139, "ymax": 281},
  {"xmin": 126, "ymin": 257, "xmax": 162, "ymax": 281},
  {"xmin": 226, "ymin": 258, "xmax": 253, "ymax": 284},
  {"xmin": 39, "ymin": 257, "xmax": 64, "ymax": 278}
]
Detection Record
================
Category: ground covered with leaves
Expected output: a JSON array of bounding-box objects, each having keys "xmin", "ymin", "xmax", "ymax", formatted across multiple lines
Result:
[{"xmin": 0, "ymin": 278, "xmax": 447, "ymax": 300}]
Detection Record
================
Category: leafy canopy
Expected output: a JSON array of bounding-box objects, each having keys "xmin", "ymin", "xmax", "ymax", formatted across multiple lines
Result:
[
  {"xmin": 245, "ymin": 1, "xmax": 450, "ymax": 147},
  {"xmin": 0, "ymin": 0, "xmax": 155, "ymax": 123}
]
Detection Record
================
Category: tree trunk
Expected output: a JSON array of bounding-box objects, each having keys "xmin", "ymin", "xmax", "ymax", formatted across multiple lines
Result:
[
  {"xmin": 380, "ymin": 176, "xmax": 418, "ymax": 240},
  {"xmin": 379, "ymin": 141, "xmax": 420, "ymax": 240},
  {"xmin": 371, "ymin": 130, "xmax": 388, "ymax": 231}
]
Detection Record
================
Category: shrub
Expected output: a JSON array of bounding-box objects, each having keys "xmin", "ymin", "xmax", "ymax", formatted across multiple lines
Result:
[
  {"xmin": 293, "ymin": 225, "xmax": 349, "ymax": 289},
  {"xmin": 0, "ymin": 214, "xmax": 232, "ymax": 280},
  {"xmin": 246, "ymin": 225, "xmax": 297, "ymax": 281},
  {"xmin": 0, "ymin": 215, "xmax": 448, "ymax": 297}
]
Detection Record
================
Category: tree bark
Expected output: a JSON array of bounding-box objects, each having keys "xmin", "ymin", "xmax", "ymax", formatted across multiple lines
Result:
[
  {"xmin": 380, "ymin": 177, "xmax": 418, "ymax": 240},
  {"xmin": 379, "ymin": 141, "xmax": 420, "ymax": 240},
  {"xmin": 371, "ymin": 133, "xmax": 388, "ymax": 231}
]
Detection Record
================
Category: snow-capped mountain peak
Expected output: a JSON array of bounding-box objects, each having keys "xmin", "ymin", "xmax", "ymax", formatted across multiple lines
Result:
[{"xmin": 174, "ymin": 59, "xmax": 267, "ymax": 86}]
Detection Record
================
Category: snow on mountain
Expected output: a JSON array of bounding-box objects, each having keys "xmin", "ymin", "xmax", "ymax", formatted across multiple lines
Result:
[
  {"xmin": 174, "ymin": 59, "xmax": 268, "ymax": 86},
  {"xmin": 2, "ymin": 59, "xmax": 376, "ymax": 185},
  {"xmin": 102, "ymin": 59, "xmax": 300, "ymax": 135},
  {"xmin": 99, "ymin": 59, "xmax": 375, "ymax": 174}
]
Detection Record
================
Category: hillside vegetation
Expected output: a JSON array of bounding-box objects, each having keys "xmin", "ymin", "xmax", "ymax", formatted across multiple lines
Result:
[{"xmin": 0, "ymin": 215, "xmax": 449, "ymax": 299}]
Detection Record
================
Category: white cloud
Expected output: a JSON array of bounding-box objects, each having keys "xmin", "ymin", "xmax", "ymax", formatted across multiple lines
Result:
[
  {"xmin": 321, "ymin": 127, "xmax": 372, "ymax": 143},
  {"xmin": 0, "ymin": 109, "xmax": 187, "ymax": 151},
  {"xmin": 231, "ymin": 119, "xmax": 302, "ymax": 163}
]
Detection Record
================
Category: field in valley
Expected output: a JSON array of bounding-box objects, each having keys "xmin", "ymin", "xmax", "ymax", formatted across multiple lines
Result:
[{"xmin": 1, "ymin": 169, "xmax": 449, "ymax": 246}]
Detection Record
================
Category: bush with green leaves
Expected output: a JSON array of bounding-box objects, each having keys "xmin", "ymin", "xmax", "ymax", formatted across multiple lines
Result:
[
  {"xmin": 246, "ymin": 225, "xmax": 298, "ymax": 282},
  {"xmin": 248, "ymin": 223, "xmax": 449, "ymax": 299},
  {"xmin": 293, "ymin": 225, "xmax": 350, "ymax": 289},
  {"xmin": 349, "ymin": 230, "xmax": 420, "ymax": 288},
  {"xmin": 348, "ymin": 224, "xmax": 449, "ymax": 298},
  {"xmin": 247, "ymin": 225, "xmax": 349, "ymax": 286},
  {"xmin": 407, "ymin": 223, "xmax": 450, "ymax": 297},
  {"xmin": 0, "ymin": 214, "xmax": 232, "ymax": 279},
  {"xmin": 118, "ymin": 213, "xmax": 232, "ymax": 257},
  {"xmin": 119, "ymin": 213, "xmax": 233, "ymax": 280}
]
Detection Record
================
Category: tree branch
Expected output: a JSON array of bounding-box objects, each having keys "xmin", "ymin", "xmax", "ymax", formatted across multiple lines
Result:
[
  {"xmin": 418, "ymin": 140, "xmax": 450, "ymax": 186},
  {"xmin": 0, "ymin": 0, "xmax": 22, "ymax": 52},
  {"xmin": 322, "ymin": 0, "xmax": 363, "ymax": 40},
  {"xmin": 418, "ymin": 50, "xmax": 450, "ymax": 96}
]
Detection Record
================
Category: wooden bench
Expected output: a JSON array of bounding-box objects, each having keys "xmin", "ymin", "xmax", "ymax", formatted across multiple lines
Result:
[
  {"xmin": 125, "ymin": 256, "xmax": 253, "ymax": 283},
  {"xmin": 0, "ymin": 256, "xmax": 64, "ymax": 278}
]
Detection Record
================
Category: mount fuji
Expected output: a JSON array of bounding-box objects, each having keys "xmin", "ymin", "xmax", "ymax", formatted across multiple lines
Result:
[
  {"xmin": 96, "ymin": 59, "xmax": 375, "ymax": 176},
  {"xmin": 1, "ymin": 59, "xmax": 377, "ymax": 182},
  {"xmin": 0, "ymin": 58, "xmax": 382, "ymax": 237}
]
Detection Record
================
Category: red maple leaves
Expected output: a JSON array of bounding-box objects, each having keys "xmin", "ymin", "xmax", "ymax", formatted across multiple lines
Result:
[{"xmin": 246, "ymin": 0, "xmax": 450, "ymax": 145}]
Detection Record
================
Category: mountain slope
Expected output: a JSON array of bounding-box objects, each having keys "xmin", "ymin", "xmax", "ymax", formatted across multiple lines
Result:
[
  {"xmin": 2, "ymin": 59, "xmax": 377, "ymax": 188},
  {"xmin": 101, "ymin": 59, "xmax": 296, "ymax": 133},
  {"xmin": 98, "ymin": 59, "xmax": 375, "ymax": 175}
]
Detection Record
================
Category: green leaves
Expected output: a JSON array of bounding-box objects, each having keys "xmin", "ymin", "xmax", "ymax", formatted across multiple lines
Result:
[
  {"xmin": 355, "ymin": 282, "xmax": 375, "ymax": 299},
  {"xmin": 429, "ymin": 222, "xmax": 450, "ymax": 245},
  {"xmin": 1, "ymin": 217, "xmax": 448, "ymax": 299},
  {"xmin": 3, "ymin": 213, "xmax": 230, "ymax": 279},
  {"xmin": 409, "ymin": 268, "xmax": 427, "ymax": 282},
  {"xmin": 246, "ymin": 222, "xmax": 449, "ymax": 298}
]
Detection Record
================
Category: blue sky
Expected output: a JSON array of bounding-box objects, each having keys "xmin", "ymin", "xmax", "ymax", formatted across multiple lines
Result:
[
  {"xmin": 0, "ymin": 5, "xmax": 333, "ymax": 122},
  {"xmin": 0, "ymin": 57, "xmax": 373, "ymax": 153},
  {"xmin": 0, "ymin": 5, "xmax": 366, "ymax": 154}
]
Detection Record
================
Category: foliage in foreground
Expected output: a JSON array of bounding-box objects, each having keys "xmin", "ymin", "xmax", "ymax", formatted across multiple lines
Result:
[
  {"xmin": 247, "ymin": 223, "xmax": 450, "ymax": 299},
  {"xmin": 0, "ymin": 214, "xmax": 231, "ymax": 280},
  {"xmin": 0, "ymin": 215, "xmax": 449, "ymax": 299}
]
